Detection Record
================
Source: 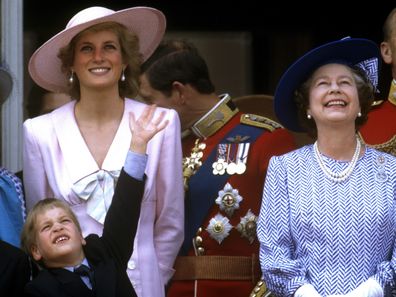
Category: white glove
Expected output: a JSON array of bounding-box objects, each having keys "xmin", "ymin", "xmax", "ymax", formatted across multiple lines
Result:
[
  {"xmin": 343, "ymin": 279, "xmax": 383, "ymax": 297},
  {"xmin": 294, "ymin": 284, "xmax": 322, "ymax": 297},
  {"xmin": 313, "ymin": 279, "xmax": 383, "ymax": 297},
  {"xmin": 327, "ymin": 278, "xmax": 384, "ymax": 297}
]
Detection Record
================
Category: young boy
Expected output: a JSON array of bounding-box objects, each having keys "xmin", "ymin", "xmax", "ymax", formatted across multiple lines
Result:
[{"xmin": 20, "ymin": 105, "xmax": 168, "ymax": 297}]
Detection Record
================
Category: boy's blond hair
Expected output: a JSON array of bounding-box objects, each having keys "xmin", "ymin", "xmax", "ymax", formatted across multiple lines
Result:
[{"xmin": 21, "ymin": 198, "xmax": 82, "ymax": 258}]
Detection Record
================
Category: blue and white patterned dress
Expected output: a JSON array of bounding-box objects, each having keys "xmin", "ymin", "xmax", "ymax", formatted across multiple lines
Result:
[{"xmin": 257, "ymin": 145, "xmax": 396, "ymax": 297}]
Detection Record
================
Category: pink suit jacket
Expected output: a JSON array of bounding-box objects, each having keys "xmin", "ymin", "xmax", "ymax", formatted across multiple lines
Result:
[{"xmin": 23, "ymin": 98, "xmax": 184, "ymax": 297}]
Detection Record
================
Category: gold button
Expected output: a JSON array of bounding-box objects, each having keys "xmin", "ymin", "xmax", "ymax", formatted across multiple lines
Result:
[
  {"xmin": 197, "ymin": 247, "xmax": 205, "ymax": 255},
  {"xmin": 194, "ymin": 236, "xmax": 203, "ymax": 246}
]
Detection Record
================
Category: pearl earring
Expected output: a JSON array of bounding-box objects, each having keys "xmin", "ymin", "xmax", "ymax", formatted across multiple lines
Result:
[
  {"xmin": 120, "ymin": 69, "xmax": 126, "ymax": 82},
  {"xmin": 357, "ymin": 112, "xmax": 362, "ymax": 117},
  {"xmin": 307, "ymin": 114, "xmax": 312, "ymax": 119},
  {"xmin": 69, "ymin": 71, "xmax": 74, "ymax": 84}
]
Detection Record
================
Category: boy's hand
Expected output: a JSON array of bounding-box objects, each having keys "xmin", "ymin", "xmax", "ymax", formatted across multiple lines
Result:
[{"xmin": 129, "ymin": 104, "xmax": 168, "ymax": 154}]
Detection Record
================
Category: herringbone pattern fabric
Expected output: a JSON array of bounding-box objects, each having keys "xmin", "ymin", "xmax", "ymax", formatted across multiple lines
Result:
[{"xmin": 258, "ymin": 145, "xmax": 396, "ymax": 297}]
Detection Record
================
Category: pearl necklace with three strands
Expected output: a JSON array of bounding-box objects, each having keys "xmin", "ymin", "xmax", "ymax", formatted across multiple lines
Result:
[{"xmin": 313, "ymin": 136, "xmax": 361, "ymax": 183}]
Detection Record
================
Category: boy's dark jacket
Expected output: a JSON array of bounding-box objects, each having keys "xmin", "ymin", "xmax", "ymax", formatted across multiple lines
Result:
[
  {"xmin": 24, "ymin": 168, "xmax": 144, "ymax": 297},
  {"xmin": 0, "ymin": 240, "xmax": 32, "ymax": 297}
]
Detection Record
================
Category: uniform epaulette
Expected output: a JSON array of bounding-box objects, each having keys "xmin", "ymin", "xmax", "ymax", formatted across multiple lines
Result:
[
  {"xmin": 240, "ymin": 114, "xmax": 283, "ymax": 132},
  {"xmin": 371, "ymin": 100, "xmax": 384, "ymax": 107}
]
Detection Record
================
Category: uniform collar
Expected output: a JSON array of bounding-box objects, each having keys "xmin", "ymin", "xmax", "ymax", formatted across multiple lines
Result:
[
  {"xmin": 190, "ymin": 94, "xmax": 238, "ymax": 139},
  {"xmin": 388, "ymin": 79, "xmax": 396, "ymax": 106}
]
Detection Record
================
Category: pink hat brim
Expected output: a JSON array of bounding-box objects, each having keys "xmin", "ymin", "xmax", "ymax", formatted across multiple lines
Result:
[{"xmin": 28, "ymin": 6, "xmax": 166, "ymax": 93}]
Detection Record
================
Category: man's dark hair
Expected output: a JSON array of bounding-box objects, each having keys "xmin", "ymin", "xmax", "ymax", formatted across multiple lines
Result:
[{"xmin": 141, "ymin": 39, "xmax": 215, "ymax": 96}]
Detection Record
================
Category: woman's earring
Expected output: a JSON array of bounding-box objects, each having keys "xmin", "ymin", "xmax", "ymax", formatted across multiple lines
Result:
[
  {"xmin": 120, "ymin": 69, "xmax": 126, "ymax": 82},
  {"xmin": 357, "ymin": 112, "xmax": 362, "ymax": 117},
  {"xmin": 307, "ymin": 114, "xmax": 312, "ymax": 119},
  {"xmin": 69, "ymin": 71, "xmax": 74, "ymax": 84}
]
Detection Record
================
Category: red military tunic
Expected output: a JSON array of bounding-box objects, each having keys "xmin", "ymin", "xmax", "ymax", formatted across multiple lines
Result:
[
  {"xmin": 167, "ymin": 95, "xmax": 296, "ymax": 297},
  {"xmin": 359, "ymin": 80, "xmax": 396, "ymax": 156}
]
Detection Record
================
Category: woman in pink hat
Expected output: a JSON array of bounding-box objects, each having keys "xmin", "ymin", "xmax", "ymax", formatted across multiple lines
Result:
[{"xmin": 23, "ymin": 6, "xmax": 184, "ymax": 297}]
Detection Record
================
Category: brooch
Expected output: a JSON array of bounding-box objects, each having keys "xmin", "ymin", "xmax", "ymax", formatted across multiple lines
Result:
[
  {"xmin": 206, "ymin": 213, "xmax": 232, "ymax": 244},
  {"xmin": 215, "ymin": 182, "xmax": 243, "ymax": 217},
  {"xmin": 237, "ymin": 209, "xmax": 257, "ymax": 244},
  {"xmin": 375, "ymin": 154, "xmax": 388, "ymax": 182}
]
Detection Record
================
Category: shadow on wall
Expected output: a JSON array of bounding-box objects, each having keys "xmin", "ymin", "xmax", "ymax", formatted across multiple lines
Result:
[{"xmin": 232, "ymin": 94, "xmax": 313, "ymax": 148}]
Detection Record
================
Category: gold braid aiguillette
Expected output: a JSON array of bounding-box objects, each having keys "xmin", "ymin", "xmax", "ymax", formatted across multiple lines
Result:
[{"xmin": 183, "ymin": 139, "xmax": 206, "ymax": 191}]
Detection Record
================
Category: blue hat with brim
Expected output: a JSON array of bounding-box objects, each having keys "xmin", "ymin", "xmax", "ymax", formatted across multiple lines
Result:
[{"xmin": 274, "ymin": 38, "xmax": 381, "ymax": 132}]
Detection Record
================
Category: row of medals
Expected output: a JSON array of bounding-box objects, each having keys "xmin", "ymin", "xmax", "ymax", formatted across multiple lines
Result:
[
  {"xmin": 183, "ymin": 139, "xmax": 248, "ymax": 182},
  {"xmin": 213, "ymin": 141, "xmax": 248, "ymax": 175}
]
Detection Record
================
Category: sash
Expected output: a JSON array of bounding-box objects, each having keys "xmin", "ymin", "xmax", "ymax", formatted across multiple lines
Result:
[{"xmin": 180, "ymin": 123, "xmax": 264, "ymax": 255}]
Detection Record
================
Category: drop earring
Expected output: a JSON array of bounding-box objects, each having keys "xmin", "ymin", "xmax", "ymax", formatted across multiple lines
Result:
[
  {"xmin": 120, "ymin": 69, "xmax": 126, "ymax": 82},
  {"xmin": 307, "ymin": 114, "xmax": 312, "ymax": 119},
  {"xmin": 357, "ymin": 112, "xmax": 362, "ymax": 117},
  {"xmin": 69, "ymin": 70, "xmax": 74, "ymax": 84}
]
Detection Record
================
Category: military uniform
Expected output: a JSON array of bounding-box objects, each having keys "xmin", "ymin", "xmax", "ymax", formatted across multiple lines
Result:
[
  {"xmin": 167, "ymin": 94, "xmax": 296, "ymax": 297},
  {"xmin": 359, "ymin": 80, "xmax": 396, "ymax": 156}
]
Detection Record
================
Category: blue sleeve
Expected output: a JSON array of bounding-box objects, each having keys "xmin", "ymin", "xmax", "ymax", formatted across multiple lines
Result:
[
  {"xmin": 257, "ymin": 156, "xmax": 307, "ymax": 297},
  {"xmin": 0, "ymin": 172, "xmax": 25, "ymax": 248},
  {"xmin": 124, "ymin": 151, "xmax": 147, "ymax": 181}
]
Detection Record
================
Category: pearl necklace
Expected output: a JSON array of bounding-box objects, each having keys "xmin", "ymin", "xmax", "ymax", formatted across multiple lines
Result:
[{"xmin": 313, "ymin": 137, "xmax": 361, "ymax": 183}]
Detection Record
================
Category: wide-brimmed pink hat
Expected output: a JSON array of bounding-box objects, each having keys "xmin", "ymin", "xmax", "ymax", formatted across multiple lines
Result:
[{"xmin": 28, "ymin": 6, "xmax": 166, "ymax": 93}]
